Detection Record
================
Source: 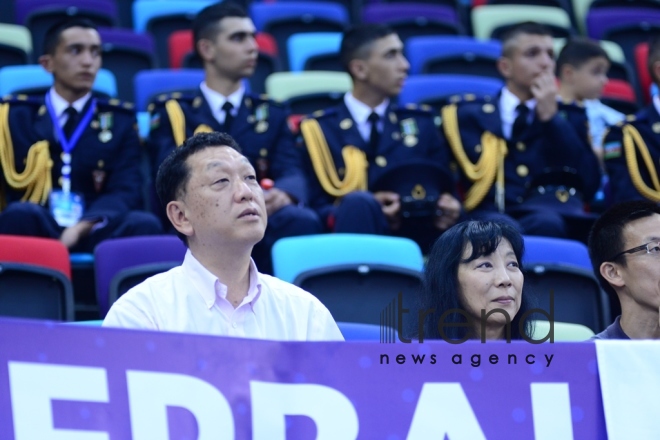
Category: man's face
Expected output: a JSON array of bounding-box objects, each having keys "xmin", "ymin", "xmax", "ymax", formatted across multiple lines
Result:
[
  {"xmin": 571, "ymin": 56, "xmax": 610, "ymax": 100},
  {"xmin": 178, "ymin": 146, "xmax": 267, "ymax": 246},
  {"xmin": 615, "ymin": 214, "xmax": 660, "ymax": 312},
  {"xmin": 200, "ymin": 17, "xmax": 258, "ymax": 81},
  {"xmin": 354, "ymin": 33, "xmax": 410, "ymax": 98},
  {"xmin": 498, "ymin": 33, "xmax": 555, "ymax": 92},
  {"xmin": 41, "ymin": 26, "xmax": 101, "ymax": 95}
]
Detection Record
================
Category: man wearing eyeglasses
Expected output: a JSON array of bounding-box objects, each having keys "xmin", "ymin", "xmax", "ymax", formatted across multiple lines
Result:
[{"xmin": 588, "ymin": 200, "xmax": 660, "ymax": 339}]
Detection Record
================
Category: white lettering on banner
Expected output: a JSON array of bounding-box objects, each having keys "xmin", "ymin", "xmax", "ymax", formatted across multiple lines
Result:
[
  {"xmin": 8, "ymin": 362, "xmax": 109, "ymax": 440},
  {"xmin": 126, "ymin": 370, "xmax": 234, "ymax": 440},
  {"xmin": 250, "ymin": 381, "xmax": 359, "ymax": 440},
  {"xmin": 407, "ymin": 383, "xmax": 486, "ymax": 440},
  {"xmin": 531, "ymin": 383, "xmax": 574, "ymax": 440}
]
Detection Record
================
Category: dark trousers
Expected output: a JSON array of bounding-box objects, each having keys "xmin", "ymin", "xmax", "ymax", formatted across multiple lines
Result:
[
  {"xmin": 468, "ymin": 208, "xmax": 568, "ymax": 238},
  {"xmin": 0, "ymin": 202, "xmax": 163, "ymax": 253}
]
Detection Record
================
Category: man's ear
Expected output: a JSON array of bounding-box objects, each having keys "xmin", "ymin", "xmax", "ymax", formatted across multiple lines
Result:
[
  {"xmin": 600, "ymin": 261, "xmax": 625, "ymax": 288},
  {"xmin": 38, "ymin": 54, "xmax": 53, "ymax": 73},
  {"xmin": 497, "ymin": 56, "xmax": 512, "ymax": 80},
  {"xmin": 559, "ymin": 64, "xmax": 574, "ymax": 83},
  {"xmin": 166, "ymin": 200, "xmax": 193, "ymax": 240},
  {"xmin": 349, "ymin": 58, "xmax": 368, "ymax": 81},
  {"xmin": 196, "ymin": 39, "xmax": 214, "ymax": 63}
]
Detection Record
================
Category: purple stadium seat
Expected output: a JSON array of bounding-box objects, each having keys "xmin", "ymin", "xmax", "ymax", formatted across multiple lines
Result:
[
  {"xmin": 94, "ymin": 235, "xmax": 187, "ymax": 316},
  {"xmin": 586, "ymin": 7, "xmax": 660, "ymax": 41},
  {"xmin": 362, "ymin": 3, "xmax": 462, "ymax": 41}
]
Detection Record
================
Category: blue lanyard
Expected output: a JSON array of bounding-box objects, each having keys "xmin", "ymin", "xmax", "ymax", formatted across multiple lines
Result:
[{"xmin": 45, "ymin": 93, "xmax": 97, "ymax": 156}]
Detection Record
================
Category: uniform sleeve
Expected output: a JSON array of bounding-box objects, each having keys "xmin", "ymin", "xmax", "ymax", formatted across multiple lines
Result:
[
  {"xmin": 84, "ymin": 111, "xmax": 144, "ymax": 220},
  {"xmin": 145, "ymin": 103, "xmax": 178, "ymax": 181},
  {"xmin": 603, "ymin": 126, "xmax": 645, "ymax": 204}
]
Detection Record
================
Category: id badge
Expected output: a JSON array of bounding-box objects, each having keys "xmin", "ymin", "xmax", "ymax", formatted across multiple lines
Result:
[{"xmin": 49, "ymin": 190, "xmax": 84, "ymax": 227}]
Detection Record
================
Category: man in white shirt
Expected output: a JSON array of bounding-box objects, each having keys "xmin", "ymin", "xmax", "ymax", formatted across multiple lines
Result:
[{"xmin": 104, "ymin": 131, "xmax": 344, "ymax": 341}]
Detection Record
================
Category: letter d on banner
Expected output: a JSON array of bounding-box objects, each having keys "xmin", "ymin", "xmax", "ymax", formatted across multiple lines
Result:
[
  {"xmin": 251, "ymin": 382, "xmax": 359, "ymax": 440},
  {"xmin": 126, "ymin": 371, "xmax": 234, "ymax": 440}
]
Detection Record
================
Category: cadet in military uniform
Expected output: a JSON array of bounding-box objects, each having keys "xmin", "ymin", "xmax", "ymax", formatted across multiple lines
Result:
[
  {"xmin": 440, "ymin": 22, "xmax": 601, "ymax": 239},
  {"xmin": 300, "ymin": 24, "xmax": 461, "ymax": 250},
  {"xmin": 147, "ymin": 3, "xmax": 321, "ymax": 273},
  {"xmin": 0, "ymin": 19, "xmax": 162, "ymax": 251},
  {"xmin": 602, "ymin": 36, "xmax": 660, "ymax": 204}
]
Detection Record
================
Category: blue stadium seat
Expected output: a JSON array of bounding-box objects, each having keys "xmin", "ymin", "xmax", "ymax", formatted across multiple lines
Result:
[
  {"xmin": 406, "ymin": 36, "xmax": 501, "ymax": 77},
  {"xmin": 0, "ymin": 65, "xmax": 117, "ymax": 97},
  {"xmin": 398, "ymin": 74, "xmax": 503, "ymax": 111},
  {"xmin": 287, "ymin": 32, "xmax": 342, "ymax": 72},
  {"xmin": 133, "ymin": 68, "xmax": 205, "ymax": 112}
]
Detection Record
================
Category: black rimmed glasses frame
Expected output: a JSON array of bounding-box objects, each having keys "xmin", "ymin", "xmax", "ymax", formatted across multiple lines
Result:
[{"xmin": 609, "ymin": 241, "xmax": 660, "ymax": 261}]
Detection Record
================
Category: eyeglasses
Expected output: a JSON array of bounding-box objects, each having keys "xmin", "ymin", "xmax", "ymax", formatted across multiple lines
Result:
[{"xmin": 609, "ymin": 241, "xmax": 660, "ymax": 261}]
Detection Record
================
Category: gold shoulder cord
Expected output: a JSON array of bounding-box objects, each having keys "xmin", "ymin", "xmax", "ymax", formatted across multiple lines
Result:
[
  {"xmin": 441, "ymin": 104, "xmax": 508, "ymax": 212},
  {"xmin": 164, "ymin": 99, "xmax": 186, "ymax": 147},
  {"xmin": 622, "ymin": 124, "xmax": 660, "ymax": 201},
  {"xmin": 0, "ymin": 103, "xmax": 52, "ymax": 210},
  {"xmin": 300, "ymin": 118, "xmax": 368, "ymax": 197}
]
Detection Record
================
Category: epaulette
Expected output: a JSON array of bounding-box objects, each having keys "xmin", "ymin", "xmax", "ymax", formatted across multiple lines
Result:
[
  {"xmin": 309, "ymin": 108, "xmax": 336, "ymax": 120},
  {"xmin": 96, "ymin": 97, "xmax": 135, "ymax": 112},
  {"xmin": 447, "ymin": 94, "xmax": 495, "ymax": 106},
  {"xmin": 394, "ymin": 103, "xmax": 435, "ymax": 115},
  {"xmin": 248, "ymin": 93, "xmax": 284, "ymax": 108},
  {"xmin": 0, "ymin": 94, "xmax": 42, "ymax": 106},
  {"xmin": 152, "ymin": 92, "xmax": 196, "ymax": 105}
]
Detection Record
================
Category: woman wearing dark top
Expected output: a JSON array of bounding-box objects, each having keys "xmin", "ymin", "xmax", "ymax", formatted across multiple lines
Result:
[{"xmin": 418, "ymin": 220, "xmax": 534, "ymax": 342}]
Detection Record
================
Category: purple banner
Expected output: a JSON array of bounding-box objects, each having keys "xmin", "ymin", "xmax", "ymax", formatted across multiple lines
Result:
[{"xmin": 0, "ymin": 319, "xmax": 605, "ymax": 439}]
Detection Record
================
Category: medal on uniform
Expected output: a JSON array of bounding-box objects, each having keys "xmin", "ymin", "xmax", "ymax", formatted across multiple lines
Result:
[
  {"xmin": 45, "ymin": 94, "xmax": 97, "ymax": 227},
  {"xmin": 255, "ymin": 104, "xmax": 268, "ymax": 133},
  {"xmin": 400, "ymin": 118, "xmax": 418, "ymax": 147},
  {"xmin": 98, "ymin": 112, "xmax": 113, "ymax": 143}
]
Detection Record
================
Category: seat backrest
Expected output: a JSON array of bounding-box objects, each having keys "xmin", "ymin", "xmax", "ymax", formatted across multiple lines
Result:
[
  {"xmin": 132, "ymin": 0, "xmax": 212, "ymax": 33},
  {"xmin": 0, "ymin": 262, "xmax": 74, "ymax": 321},
  {"xmin": 109, "ymin": 261, "xmax": 181, "ymax": 305},
  {"xmin": 0, "ymin": 65, "xmax": 116, "ymax": 98},
  {"xmin": 0, "ymin": 234, "xmax": 71, "ymax": 279},
  {"xmin": 133, "ymin": 68, "xmax": 205, "ymax": 111},
  {"xmin": 0, "ymin": 23, "xmax": 32, "ymax": 61},
  {"xmin": 362, "ymin": 3, "xmax": 459, "ymax": 25},
  {"xmin": 602, "ymin": 79, "xmax": 637, "ymax": 103},
  {"xmin": 406, "ymin": 36, "xmax": 501, "ymax": 75},
  {"xmin": 522, "ymin": 235, "xmax": 592, "ymax": 270},
  {"xmin": 94, "ymin": 235, "xmax": 187, "ymax": 315},
  {"xmin": 272, "ymin": 233, "xmax": 424, "ymax": 283},
  {"xmin": 265, "ymin": 71, "xmax": 352, "ymax": 102},
  {"xmin": 586, "ymin": 7, "xmax": 660, "ymax": 40},
  {"xmin": 472, "ymin": 5, "xmax": 573, "ymax": 40},
  {"xmin": 531, "ymin": 320, "xmax": 595, "ymax": 341},
  {"xmin": 287, "ymin": 32, "xmax": 342, "ymax": 72},
  {"xmin": 168, "ymin": 29, "xmax": 193, "ymax": 69},
  {"xmin": 635, "ymin": 42, "xmax": 652, "ymax": 104},
  {"xmin": 398, "ymin": 74, "xmax": 503, "ymax": 107}
]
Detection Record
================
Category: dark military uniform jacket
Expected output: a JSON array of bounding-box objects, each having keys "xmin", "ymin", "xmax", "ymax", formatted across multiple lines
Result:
[
  {"xmin": 602, "ymin": 104, "xmax": 660, "ymax": 204},
  {"xmin": 0, "ymin": 94, "xmax": 143, "ymax": 220},
  {"xmin": 443, "ymin": 94, "xmax": 601, "ymax": 213},
  {"xmin": 303, "ymin": 101, "xmax": 454, "ymax": 222},
  {"xmin": 147, "ymin": 89, "xmax": 307, "ymax": 203}
]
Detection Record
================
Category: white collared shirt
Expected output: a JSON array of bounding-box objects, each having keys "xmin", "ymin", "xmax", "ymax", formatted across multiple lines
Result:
[
  {"xmin": 344, "ymin": 92, "xmax": 389, "ymax": 142},
  {"xmin": 499, "ymin": 87, "xmax": 536, "ymax": 140},
  {"xmin": 199, "ymin": 81, "xmax": 244, "ymax": 125},
  {"xmin": 103, "ymin": 250, "xmax": 344, "ymax": 341},
  {"xmin": 48, "ymin": 87, "xmax": 91, "ymax": 128}
]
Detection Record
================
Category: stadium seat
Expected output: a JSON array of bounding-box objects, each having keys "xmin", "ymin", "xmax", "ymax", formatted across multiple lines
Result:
[
  {"xmin": 471, "ymin": 5, "xmax": 574, "ymax": 40},
  {"xmin": 98, "ymin": 28, "xmax": 156, "ymax": 103},
  {"xmin": 634, "ymin": 42, "xmax": 652, "ymax": 104},
  {"xmin": 17, "ymin": 0, "xmax": 118, "ymax": 60},
  {"xmin": 554, "ymin": 38, "xmax": 633, "ymax": 84},
  {"xmin": 530, "ymin": 320, "xmax": 595, "ymax": 341},
  {"xmin": 362, "ymin": 4, "xmax": 462, "ymax": 43},
  {"xmin": 337, "ymin": 322, "xmax": 391, "ymax": 341},
  {"xmin": 0, "ymin": 65, "xmax": 116, "ymax": 98},
  {"xmin": 265, "ymin": 71, "xmax": 351, "ymax": 114},
  {"xmin": 601, "ymin": 79, "xmax": 639, "ymax": 114},
  {"xmin": 272, "ymin": 234, "xmax": 424, "ymax": 326},
  {"xmin": 0, "ymin": 23, "xmax": 32, "ymax": 65},
  {"xmin": 398, "ymin": 74, "xmax": 503, "ymax": 112},
  {"xmin": 287, "ymin": 32, "xmax": 342, "ymax": 72},
  {"xmin": 406, "ymin": 36, "xmax": 501, "ymax": 77},
  {"xmin": 0, "ymin": 235, "xmax": 74, "ymax": 321},
  {"xmin": 94, "ymin": 235, "xmax": 187, "ymax": 316},
  {"xmin": 250, "ymin": 2, "xmax": 349, "ymax": 70},
  {"xmin": 132, "ymin": 0, "xmax": 213, "ymax": 69},
  {"xmin": 133, "ymin": 69, "xmax": 205, "ymax": 112}
]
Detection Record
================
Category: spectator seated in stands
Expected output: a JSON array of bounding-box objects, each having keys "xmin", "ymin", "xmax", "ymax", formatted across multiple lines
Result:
[
  {"xmin": 602, "ymin": 36, "xmax": 660, "ymax": 205},
  {"xmin": 0, "ymin": 18, "xmax": 162, "ymax": 252},
  {"xmin": 416, "ymin": 219, "xmax": 534, "ymax": 342},
  {"xmin": 440, "ymin": 22, "xmax": 601, "ymax": 242},
  {"xmin": 104, "ymin": 132, "xmax": 343, "ymax": 341},
  {"xmin": 147, "ymin": 2, "xmax": 321, "ymax": 274},
  {"xmin": 588, "ymin": 200, "xmax": 660, "ymax": 339},
  {"xmin": 556, "ymin": 37, "xmax": 624, "ymax": 168},
  {"xmin": 300, "ymin": 24, "xmax": 461, "ymax": 252}
]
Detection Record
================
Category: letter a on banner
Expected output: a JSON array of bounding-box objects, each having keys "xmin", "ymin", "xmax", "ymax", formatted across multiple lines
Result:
[{"xmin": 407, "ymin": 383, "xmax": 486, "ymax": 440}]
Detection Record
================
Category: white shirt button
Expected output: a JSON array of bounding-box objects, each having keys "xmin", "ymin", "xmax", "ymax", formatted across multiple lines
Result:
[{"xmin": 232, "ymin": 321, "xmax": 237, "ymax": 328}]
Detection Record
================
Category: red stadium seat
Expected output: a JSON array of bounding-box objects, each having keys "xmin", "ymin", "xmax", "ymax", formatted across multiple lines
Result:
[
  {"xmin": 634, "ymin": 42, "xmax": 652, "ymax": 105},
  {"xmin": 0, "ymin": 234, "xmax": 71, "ymax": 279},
  {"xmin": 602, "ymin": 79, "xmax": 637, "ymax": 103}
]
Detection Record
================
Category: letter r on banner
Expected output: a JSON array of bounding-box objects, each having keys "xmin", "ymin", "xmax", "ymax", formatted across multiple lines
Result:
[
  {"xmin": 126, "ymin": 370, "xmax": 234, "ymax": 440},
  {"xmin": 8, "ymin": 362, "xmax": 109, "ymax": 440},
  {"xmin": 250, "ymin": 381, "xmax": 359, "ymax": 440}
]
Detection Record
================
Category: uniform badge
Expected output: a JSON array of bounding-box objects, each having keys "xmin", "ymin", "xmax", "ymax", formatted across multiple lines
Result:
[
  {"xmin": 255, "ymin": 104, "xmax": 269, "ymax": 133},
  {"xmin": 260, "ymin": 148, "xmax": 268, "ymax": 157},
  {"xmin": 256, "ymin": 121, "xmax": 268, "ymax": 133},
  {"xmin": 400, "ymin": 118, "xmax": 418, "ymax": 147},
  {"xmin": 340, "ymin": 118, "xmax": 353, "ymax": 130},
  {"xmin": 150, "ymin": 113, "xmax": 160, "ymax": 130},
  {"xmin": 412, "ymin": 184, "xmax": 426, "ymax": 200},
  {"xmin": 482, "ymin": 103, "xmax": 495, "ymax": 113},
  {"xmin": 604, "ymin": 141, "xmax": 622, "ymax": 159},
  {"xmin": 555, "ymin": 189, "xmax": 569, "ymax": 203},
  {"xmin": 193, "ymin": 96, "xmax": 203, "ymax": 108},
  {"xmin": 375, "ymin": 156, "xmax": 387, "ymax": 167},
  {"xmin": 98, "ymin": 112, "xmax": 113, "ymax": 143},
  {"xmin": 388, "ymin": 112, "xmax": 397, "ymax": 124},
  {"xmin": 38, "ymin": 105, "xmax": 46, "ymax": 116},
  {"xmin": 653, "ymin": 122, "xmax": 660, "ymax": 133},
  {"xmin": 516, "ymin": 164, "xmax": 529, "ymax": 177},
  {"xmin": 92, "ymin": 170, "xmax": 107, "ymax": 193}
]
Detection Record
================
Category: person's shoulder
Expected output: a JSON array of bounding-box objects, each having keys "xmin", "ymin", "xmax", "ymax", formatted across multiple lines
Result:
[
  {"xmin": 0, "ymin": 94, "xmax": 44, "ymax": 116},
  {"xmin": 303, "ymin": 106, "xmax": 340, "ymax": 122},
  {"xmin": 446, "ymin": 94, "xmax": 497, "ymax": 111},
  {"xmin": 147, "ymin": 91, "xmax": 198, "ymax": 113},
  {"xmin": 245, "ymin": 92, "xmax": 286, "ymax": 109},
  {"xmin": 258, "ymin": 273, "xmax": 327, "ymax": 307},
  {"xmin": 113, "ymin": 266, "xmax": 183, "ymax": 306},
  {"xmin": 95, "ymin": 97, "xmax": 137, "ymax": 123}
]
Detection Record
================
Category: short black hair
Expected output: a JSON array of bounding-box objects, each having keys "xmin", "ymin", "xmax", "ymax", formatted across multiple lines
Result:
[
  {"xmin": 340, "ymin": 24, "xmax": 395, "ymax": 75},
  {"xmin": 647, "ymin": 35, "xmax": 660, "ymax": 85},
  {"xmin": 192, "ymin": 2, "xmax": 248, "ymax": 57},
  {"xmin": 156, "ymin": 132, "xmax": 242, "ymax": 243},
  {"xmin": 501, "ymin": 22, "xmax": 553, "ymax": 57},
  {"xmin": 43, "ymin": 18, "xmax": 98, "ymax": 55},
  {"xmin": 588, "ymin": 200, "xmax": 660, "ymax": 299},
  {"xmin": 556, "ymin": 37, "xmax": 609, "ymax": 77},
  {"xmin": 417, "ymin": 220, "xmax": 534, "ymax": 342}
]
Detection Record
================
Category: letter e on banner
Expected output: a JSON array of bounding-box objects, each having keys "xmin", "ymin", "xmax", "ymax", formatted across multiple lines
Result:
[
  {"xmin": 407, "ymin": 383, "xmax": 486, "ymax": 440},
  {"xmin": 250, "ymin": 381, "xmax": 359, "ymax": 440},
  {"xmin": 126, "ymin": 371, "xmax": 234, "ymax": 440},
  {"xmin": 8, "ymin": 362, "xmax": 109, "ymax": 440}
]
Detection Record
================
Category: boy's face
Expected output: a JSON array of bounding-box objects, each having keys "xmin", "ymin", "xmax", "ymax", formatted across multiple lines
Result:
[{"xmin": 571, "ymin": 56, "xmax": 610, "ymax": 100}]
